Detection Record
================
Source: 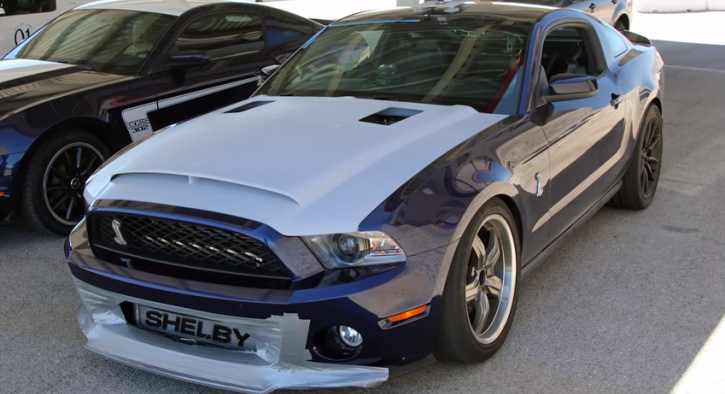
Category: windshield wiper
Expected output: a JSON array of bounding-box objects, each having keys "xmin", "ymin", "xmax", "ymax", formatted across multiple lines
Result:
[{"xmin": 355, "ymin": 95, "xmax": 421, "ymax": 103}]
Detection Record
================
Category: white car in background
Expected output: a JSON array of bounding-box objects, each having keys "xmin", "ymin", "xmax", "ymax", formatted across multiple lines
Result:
[{"xmin": 0, "ymin": 0, "xmax": 99, "ymax": 55}]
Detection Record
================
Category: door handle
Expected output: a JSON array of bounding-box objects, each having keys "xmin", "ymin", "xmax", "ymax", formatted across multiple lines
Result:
[{"xmin": 611, "ymin": 93, "xmax": 623, "ymax": 107}]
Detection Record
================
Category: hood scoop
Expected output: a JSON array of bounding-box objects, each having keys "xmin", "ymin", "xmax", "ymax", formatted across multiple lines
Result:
[
  {"xmin": 226, "ymin": 100, "xmax": 274, "ymax": 113},
  {"xmin": 359, "ymin": 107, "xmax": 422, "ymax": 126}
]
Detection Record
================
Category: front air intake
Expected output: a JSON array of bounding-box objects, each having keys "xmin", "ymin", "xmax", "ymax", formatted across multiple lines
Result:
[
  {"xmin": 87, "ymin": 212, "xmax": 292, "ymax": 289},
  {"xmin": 359, "ymin": 107, "xmax": 422, "ymax": 126}
]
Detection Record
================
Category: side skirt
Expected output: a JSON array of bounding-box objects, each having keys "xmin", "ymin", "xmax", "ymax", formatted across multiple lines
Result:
[{"xmin": 521, "ymin": 180, "xmax": 623, "ymax": 280}]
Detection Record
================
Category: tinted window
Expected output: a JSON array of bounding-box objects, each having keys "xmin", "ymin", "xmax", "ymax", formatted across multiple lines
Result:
[
  {"xmin": 259, "ymin": 20, "xmax": 532, "ymax": 114},
  {"xmin": 173, "ymin": 13, "xmax": 265, "ymax": 60},
  {"xmin": 542, "ymin": 26, "xmax": 596, "ymax": 78},
  {"xmin": 277, "ymin": 15, "xmax": 318, "ymax": 41},
  {"xmin": 0, "ymin": 0, "xmax": 57, "ymax": 15},
  {"xmin": 12, "ymin": 9, "xmax": 174, "ymax": 75},
  {"xmin": 600, "ymin": 23, "xmax": 628, "ymax": 57}
]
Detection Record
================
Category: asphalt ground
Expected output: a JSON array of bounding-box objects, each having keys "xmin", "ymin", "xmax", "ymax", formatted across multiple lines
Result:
[{"xmin": 2, "ymin": 16, "xmax": 725, "ymax": 394}]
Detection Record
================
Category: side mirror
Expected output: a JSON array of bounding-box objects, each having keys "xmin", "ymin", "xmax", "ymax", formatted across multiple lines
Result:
[
  {"xmin": 167, "ymin": 50, "xmax": 210, "ymax": 67},
  {"xmin": 257, "ymin": 64, "xmax": 280, "ymax": 86},
  {"xmin": 542, "ymin": 75, "xmax": 599, "ymax": 103},
  {"xmin": 260, "ymin": 64, "xmax": 280, "ymax": 77}
]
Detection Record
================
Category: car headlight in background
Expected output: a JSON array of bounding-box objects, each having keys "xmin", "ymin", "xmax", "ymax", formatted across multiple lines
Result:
[{"xmin": 303, "ymin": 231, "xmax": 406, "ymax": 269}]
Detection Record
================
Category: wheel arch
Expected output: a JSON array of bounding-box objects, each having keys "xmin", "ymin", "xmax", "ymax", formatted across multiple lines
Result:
[
  {"xmin": 496, "ymin": 193, "xmax": 524, "ymax": 254},
  {"xmin": 616, "ymin": 13, "xmax": 630, "ymax": 30},
  {"xmin": 650, "ymin": 97, "xmax": 662, "ymax": 115},
  {"xmin": 13, "ymin": 117, "xmax": 120, "ymax": 202},
  {"xmin": 432, "ymin": 181, "xmax": 527, "ymax": 292}
]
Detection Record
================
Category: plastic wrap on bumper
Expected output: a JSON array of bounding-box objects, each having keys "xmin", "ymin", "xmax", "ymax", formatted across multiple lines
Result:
[{"xmin": 73, "ymin": 278, "xmax": 389, "ymax": 394}]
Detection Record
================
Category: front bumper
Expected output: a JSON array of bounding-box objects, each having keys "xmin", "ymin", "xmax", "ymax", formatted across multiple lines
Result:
[
  {"xmin": 74, "ymin": 278, "xmax": 388, "ymax": 394},
  {"xmin": 66, "ymin": 215, "xmax": 454, "ymax": 393},
  {"xmin": 0, "ymin": 151, "xmax": 23, "ymax": 217}
]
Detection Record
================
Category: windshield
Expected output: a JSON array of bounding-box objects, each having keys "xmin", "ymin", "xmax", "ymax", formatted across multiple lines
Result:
[
  {"xmin": 11, "ymin": 9, "xmax": 174, "ymax": 75},
  {"xmin": 495, "ymin": 0, "xmax": 566, "ymax": 5},
  {"xmin": 258, "ymin": 18, "xmax": 532, "ymax": 114}
]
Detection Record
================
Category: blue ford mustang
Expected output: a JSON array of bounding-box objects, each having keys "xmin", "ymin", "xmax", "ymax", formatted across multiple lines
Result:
[
  {"xmin": 65, "ymin": 1, "xmax": 665, "ymax": 393},
  {"xmin": 0, "ymin": 0, "xmax": 322, "ymax": 234}
]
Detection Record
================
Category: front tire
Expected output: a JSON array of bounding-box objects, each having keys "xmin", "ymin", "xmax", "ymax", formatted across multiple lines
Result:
[
  {"xmin": 20, "ymin": 129, "xmax": 108, "ymax": 235},
  {"xmin": 611, "ymin": 105, "xmax": 663, "ymax": 210},
  {"xmin": 435, "ymin": 198, "xmax": 520, "ymax": 362}
]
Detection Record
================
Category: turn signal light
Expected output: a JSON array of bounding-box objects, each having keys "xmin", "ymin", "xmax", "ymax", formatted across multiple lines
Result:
[
  {"xmin": 0, "ymin": 191, "xmax": 4, "ymax": 197},
  {"xmin": 388, "ymin": 305, "xmax": 427, "ymax": 323}
]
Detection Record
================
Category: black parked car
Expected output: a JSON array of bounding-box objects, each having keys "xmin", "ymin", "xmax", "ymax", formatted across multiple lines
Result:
[
  {"xmin": 500, "ymin": 0, "xmax": 633, "ymax": 30},
  {"xmin": 0, "ymin": 0, "xmax": 323, "ymax": 235}
]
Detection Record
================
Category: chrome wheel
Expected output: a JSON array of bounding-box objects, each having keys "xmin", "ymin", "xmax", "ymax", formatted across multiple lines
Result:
[
  {"xmin": 640, "ymin": 116, "xmax": 662, "ymax": 199},
  {"xmin": 42, "ymin": 142, "xmax": 104, "ymax": 225},
  {"xmin": 465, "ymin": 213, "xmax": 517, "ymax": 345}
]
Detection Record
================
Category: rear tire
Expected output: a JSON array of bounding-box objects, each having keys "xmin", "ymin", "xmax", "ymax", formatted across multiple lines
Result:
[
  {"xmin": 610, "ymin": 105, "xmax": 663, "ymax": 210},
  {"xmin": 435, "ymin": 198, "xmax": 520, "ymax": 363},
  {"xmin": 20, "ymin": 128, "xmax": 108, "ymax": 235}
]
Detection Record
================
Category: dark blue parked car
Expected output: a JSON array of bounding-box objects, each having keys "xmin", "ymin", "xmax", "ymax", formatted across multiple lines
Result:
[
  {"xmin": 65, "ymin": 1, "xmax": 664, "ymax": 393},
  {"xmin": 0, "ymin": 0, "xmax": 322, "ymax": 234}
]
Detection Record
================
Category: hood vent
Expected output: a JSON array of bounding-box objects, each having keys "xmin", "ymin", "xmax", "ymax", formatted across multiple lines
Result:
[
  {"xmin": 226, "ymin": 100, "xmax": 274, "ymax": 113},
  {"xmin": 359, "ymin": 107, "xmax": 422, "ymax": 126}
]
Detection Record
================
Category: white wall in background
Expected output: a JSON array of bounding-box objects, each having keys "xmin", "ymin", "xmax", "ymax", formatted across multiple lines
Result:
[
  {"xmin": 637, "ymin": 0, "xmax": 725, "ymax": 12},
  {"xmin": 263, "ymin": 0, "xmax": 399, "ymax": 20}
]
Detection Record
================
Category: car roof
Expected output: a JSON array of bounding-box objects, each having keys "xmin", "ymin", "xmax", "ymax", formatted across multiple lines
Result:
[
  {"xmin": 74, "ymin": 0, "xmax": 285, "ymax": 17},
  {"xmin": 338, "ymin": 1, "xmax": 559, "ymax": 25}
]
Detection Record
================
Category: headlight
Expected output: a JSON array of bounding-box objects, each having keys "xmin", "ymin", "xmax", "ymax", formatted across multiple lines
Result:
[{"xmin": 302, "ymin": 231, "xmax": 406, "ymax": 269}]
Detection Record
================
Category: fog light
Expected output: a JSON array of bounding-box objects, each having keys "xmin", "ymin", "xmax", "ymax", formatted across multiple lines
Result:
[{"xmin": 338, "ymin": 325, "xmax": 363, "ymax": 347}]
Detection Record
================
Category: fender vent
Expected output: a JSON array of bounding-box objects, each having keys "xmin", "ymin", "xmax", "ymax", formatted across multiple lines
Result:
[
  {"xmin": 359, "ymin": 107, "xmax": 422, "ymax": 126},
  {"xmin": 226, "ymin": 100, "xmax": 274, "ymax": 113}
]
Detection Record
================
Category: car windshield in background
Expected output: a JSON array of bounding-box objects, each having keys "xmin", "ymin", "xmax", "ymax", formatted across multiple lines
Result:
[
  {"xmin": 13, "ymin": 9, "xmax": 174, "ymax": 75},
  {"xmin": 495, "ymin": 0, "xmax": 566, "ymax": 6},
  {"xmin": 258, "ymin": 18, "xmax": 532, "ymax": 114}
]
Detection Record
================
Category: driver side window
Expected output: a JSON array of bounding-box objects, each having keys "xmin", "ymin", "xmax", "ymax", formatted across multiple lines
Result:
[{"xmin": 541, "ymin": 26, "xmax": 596, "ymax": 81}]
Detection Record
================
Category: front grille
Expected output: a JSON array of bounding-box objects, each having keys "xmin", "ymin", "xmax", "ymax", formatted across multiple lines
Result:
[{"xmin": 89, "ymin": 213, "xmax": 290, "ymax": 282}]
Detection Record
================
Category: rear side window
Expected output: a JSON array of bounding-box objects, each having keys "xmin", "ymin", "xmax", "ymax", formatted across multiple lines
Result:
[
  {"xmin": 277, "ymin": 15, "xmax": 318, "ymax": 41},
  {"xmin": 0, "ymin": 0, "xmax": 56, "ymax": 15},
  {"xmin": 599, "ymin": 24, "xmax": 628, "ymax": 58},
  {"xmin": 174, "ymin": 13, "xmax": 265, "ymax": 60}
]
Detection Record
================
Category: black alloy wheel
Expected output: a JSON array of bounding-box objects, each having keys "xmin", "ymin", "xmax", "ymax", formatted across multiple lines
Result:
[
  {"xmin": 43, "ymin": 142, "xmax": 104, "ymax": 225},
  {"xmin": 21, "ymin": 129, "xmax": 109, "ymax": 235}
]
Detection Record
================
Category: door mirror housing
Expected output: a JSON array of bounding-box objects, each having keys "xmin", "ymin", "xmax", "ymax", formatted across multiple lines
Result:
[
  {"xmin": 257, "ymin": 64, "xmax": 280, "ymax": 86},
  {"xmin": 167, "ymin": 50, "xmax": 210, "ymax": 68},
  {"xmin": 260, "ymin": 64, "xmax": 280, "ymax": 77},
  {"xmin": 542, "ymin": 75, "xmax": 599, "ymax": 103}
]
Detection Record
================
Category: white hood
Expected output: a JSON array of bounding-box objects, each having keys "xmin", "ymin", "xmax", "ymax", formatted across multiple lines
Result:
[{"xmin": 86, "ymin": 96, "xmax": 507, "ymax": 236}]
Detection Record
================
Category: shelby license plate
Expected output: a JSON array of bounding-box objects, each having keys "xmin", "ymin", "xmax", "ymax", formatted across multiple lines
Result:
[{"xmin": 136, "ymin": 305, "xmax": 255, "ymax": 351}]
